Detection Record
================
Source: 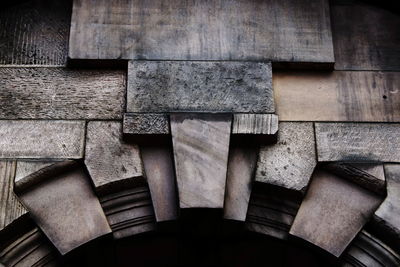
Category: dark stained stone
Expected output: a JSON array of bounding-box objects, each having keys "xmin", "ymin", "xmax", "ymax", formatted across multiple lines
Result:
[
  {"xmin": 69, "ymin": 0, "xmax": 334, "ymax": 65},
  {"xmin": 127, "ymin": 61, "xmax": 274, "ymax": 113}
]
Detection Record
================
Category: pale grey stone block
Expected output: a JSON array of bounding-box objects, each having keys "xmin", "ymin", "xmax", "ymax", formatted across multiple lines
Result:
[
  {"xmin": 14, "ymin": 161, "xmax": 112, "ymax": 255},
  {"xmin": 123, "ymin": 113, "xmax": 169, "ymax": 135},
  {"xmin": 315, "ymin": 123, "xmax": 400, "ymax": 162},
  {"xmin": 170, "ymin": 113, "xmax": 232, "ymax": 208},
  {"xmin": 127, "ymin": 61, "xmax": 274, "ymax": 113},
  {"xmin": 85, "ymin": 121, "xmax": 145, "ymax": 195},
  {"xmin": 290, "ymin": 169, "xmax": 384, "ymax": 257},
  {"xmin": 255, "ymin": 122, "xmax": 316, "ymax": 192},
  {"xmin": 0, "ymin": 120, "xmax": 85, "ymax": 159}
]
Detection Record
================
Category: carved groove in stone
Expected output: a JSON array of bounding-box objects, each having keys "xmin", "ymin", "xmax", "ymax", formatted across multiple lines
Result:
[
  {"xmin": 14, "ymin": 161, "xmax": 111, "ymax": 255},
  {"xmin": 100, "ymin": 186, "xmax": 156, "ymax": 239}
]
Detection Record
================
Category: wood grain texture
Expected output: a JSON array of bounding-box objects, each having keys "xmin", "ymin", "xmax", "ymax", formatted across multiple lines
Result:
[
  {"xmin": 0, "ymin": 161, "xmax": 27, "ymax": 231},
  {"xmin": 290, "ymin": 169, "xmax": 383, "ymax": 257},
  {"xmin": 331, "ymin": 0, "xmax": 400, "ymax": 70},
  {"xmin": 14, "ymin": 161, "xmax": 111, "ymax": 255},
  {"xmin": 255, "ymin": 122, "xmax": 316, "ymax": 192},
  {"xmin": 127, "ymin": 61, "xmax": 274, "ymax": 113},
  {"xmin": 85, "ymin": 121, "xmax": 144, "ymax": 195},
  {"xmin": 0, "ymin": 67, "xmax": 126, "ymax": 119},
  {"xmin": 171, "ymin": 114, "xmax": 231, "ymax": 208},
  {"xmin": 0, "ymin": 120, "xmax": 85, "ymax": 159},
  {"xmin": 69, "ymin": 0, "xmax": 334, "ymax": 64},
  {"xmin": 232, "ymin": 114, "xmax": 278, "ymax": 135},
  {"xmin": 274, "ymin": 71, "xmax": 400, "ymax": 122},
  {"xmin": 0, "ymin": 0, "xmax": 71, "ymax": 65},
  {"xmin": 315, "ymin": 123, "xmax": 400, "ymax": 162}
]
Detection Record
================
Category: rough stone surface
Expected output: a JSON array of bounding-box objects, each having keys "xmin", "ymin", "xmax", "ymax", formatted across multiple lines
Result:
[
  {"xmin": 232, "ymin": 114, "xmax": 278, "ymax": 135},
  {"xmin": 0, "ymin": 161, "xmax": 27, "ymax": 231},
  {"xmin": 0, "ymin": 68, "xmax": 126, "ymax": 119},
  {"xmin": 141, "ymin": 145, "xmax": 178, "ymax": 222},
  {"xmin": 274, "ymin": 71, "xmax": 400, "ymax": 122},
  {"xmin": 127, "ymin": 61, "xmax": 274, "ymax": 113},
  {"xmin": 374, "ymin": 164, "xmax": 400, "ymax": 241},
  {"xmin": 14, "ymin": 161, "xmax": 112, "ymax": 255},
  {"xmin": 69, "ymin": 0, "xmax": 334, "ymax": 64},
  {"xmin": 85, "ymin": 121, "xmax": 144, "ymax": 195},
  {"xmin": 223, "ymin": 145, "xmax": 257, "ymax": 221},
  {"xmin": 170, "ymin": 113, "xmax": 232, "ymax": 208},
  {"xmin": 0, "ymin": 0, "xmax": 71, "ymax": 65},
  {"xmin": 0, "ymin": 120, "xmax": 85, "ymax": 159},
  {"xmin": 123, "ymin": 113, "xmax": 169, "ymax": 135},
  {"xmin": 290, "ymin": 169, "xmax": 384, "ymax": 257},
  {"xmin": 315, "ymin": 123, "xmax": 400, "ymax": 162},
  {"xmin": 255, "ymin": 122, "xmax": 316, "ymax": 192}
]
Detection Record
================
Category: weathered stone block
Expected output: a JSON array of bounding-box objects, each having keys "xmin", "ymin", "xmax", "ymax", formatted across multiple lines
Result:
[
  {"xmin": 85, "ymin": 121, "xmax": 144, "ymax": 195},
  {"xmin": 232, "ymin": 114, "xmax": 278, "ymax": 135},
  {"xmin": 69, "ymin": 0, "xmax": 334, "ymax": 64},
  {"xmin": 170, "ymin": 113, "xmax": 232, "ymax": 208},
  {"xmin": 127, "ymin": 61, "xmax": 274, "ymax": 113},
  {"xmin": 255, "ymin": 122, "xmax": 316, "ymax": 192},
  {"xmin": 0, "ymin": 120, "xmax": 85, "ymax": 159},
  {"xmin": 290, "ymin": 169, "xmax": 384, "ymax": 257},
  {"xmin": 315, "ymin": 123, "xmax": 400, "ymax": 162},
  {"xmin": 14, "ymin": 161, "xmax": 111, "ymax": 255},
  {"xmin": 223, "ymin": 145, "xmax": 257, "ymax": 221},
  {"xmin": 123, "ymin": 113, "xmax": 169, "ymax": 135},
  {"xmin": 0, "ymin": 68, "xmax": 126, "ymax": 120}
]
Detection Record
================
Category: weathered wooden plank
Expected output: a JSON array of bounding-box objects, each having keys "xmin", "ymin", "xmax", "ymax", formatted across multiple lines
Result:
[
  {"xmin": 331, "ymin": 0, "xmax": 400, "ymax": 70},
  {"xmin": 274, "ymin": 71, "xmax": 400, "ymax": 122},
  {"xmin": 123, "ymin": 113, "xmax": 169, "ymax": 135},
  {"xmin": 69, "ymin": 0, "xmax": 334, "ymax": 64},
  {"xmin": 0, "ymin": 161, "xmax": 26, "ymax": 231},
  {"xmin": 127, "ymin": 61, "xmax": 273, "ymax": 113},
  {"xmin": 255, "ymin": 122, "xmax": 316, "ymax": 192},
  {"xmin": 0, "ymin": 0, "xmax": 71, "ymax": 65},
  {"xmin": 0, "ymin": 68, "xmax": 126, "ymax": 119},
  {"xmin": 290, "ymin": 169, "xmax": 383, "ymax": 257},
  {"xmin": 232, "ymin": 114, "xmax": 278, "ymax": 135},
  {"xmin": 141, "ymin": 145, "xmax": 178, "ymax": 222},
  {"xmin": 223, "ymin": 145, "xmax": 257, "ymax": 221},
  {"xmin": 0, "ymin": 120, "xmax": 85, "ymax": 159},
  {"xmin": 170, "ymin": 113, "xmax": 231, "ymax": 208},
  {"xmin": 85, "ymin": 121, "xmax": 144, "ymax": 195},
  {"xmin": 315, "ymin": 123, "xmax": 400, "ymax": 162},
  {"xmin": 14, "ymin": 161, "xmax": 111, "ymax": 255}
]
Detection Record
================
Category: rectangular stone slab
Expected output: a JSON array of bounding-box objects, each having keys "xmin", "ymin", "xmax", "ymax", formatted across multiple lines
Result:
[
  {"xmin": 290, "ymin": 169, "xmax": 383, "ymax": 257},
  {"xmin": 127, "ymin": 61, "xmax": 273, "ymax": 113},
  {"xmin": 69, "ymin": 0, "xmax": 334, "ymax": 64},
  {"xmin": 123, "ymin": 113, "xmax": 170, "ymax": 135},
  {"xmin": 315, "ymin": 123, "xmax": 400, "ymax": 162},
  {"xmin": 0, "ymin": 68, "xmax": 126, "ymax": 119},
  {"xmin": 85, "ymin": 121, "xmax": 145, "ymax": 195},
  {"xmin": 0, "ymin": 120, "xmax": 85, "ymax": 159},
  {"xmin": 170, "ymin": 114, "xmax": 232, "ymax": 208},
  {"xmin": 274, "ymin": 71, "xmax": 400, "ymax": 122},
  {"xmin": 232, "ymin": 114, "xmax": 278, "ymax": 135}
]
